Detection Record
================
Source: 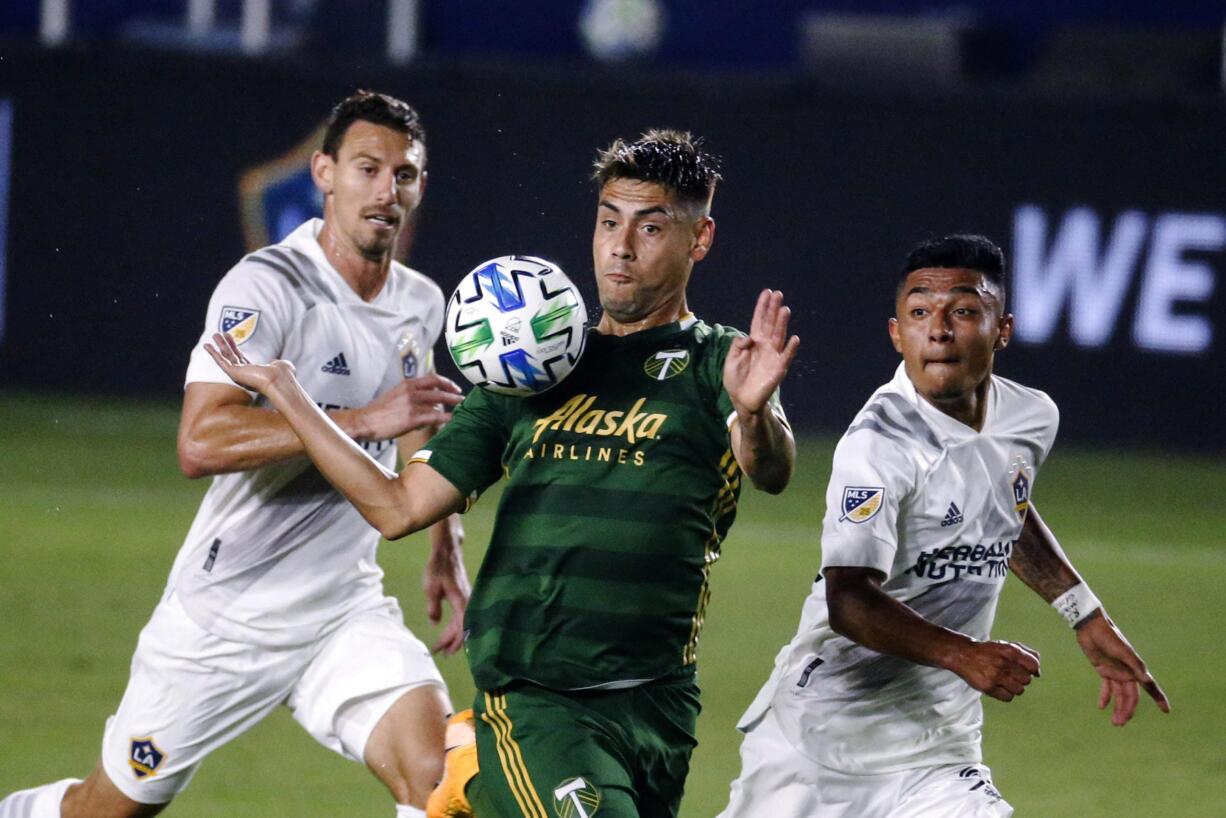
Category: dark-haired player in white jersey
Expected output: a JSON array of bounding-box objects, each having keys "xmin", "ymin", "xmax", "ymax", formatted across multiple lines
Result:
[
  {"xmin": 0, "ymin": 91, "xmax": 466, "ymax": 818},
  {"xmin": 719, "ymin": 234, "xmax": 1169, "ymax": 817}
]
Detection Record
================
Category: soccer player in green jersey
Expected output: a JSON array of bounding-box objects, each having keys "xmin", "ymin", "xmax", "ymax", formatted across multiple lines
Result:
[{"xmin": 205, "ymin": 129, "xmax": 800, "ymax": 818}]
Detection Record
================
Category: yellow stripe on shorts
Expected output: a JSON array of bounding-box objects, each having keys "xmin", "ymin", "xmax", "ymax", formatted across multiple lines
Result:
[{"xmin": 482, "ymin": 692, "xmax": 549, "ymax": 818}]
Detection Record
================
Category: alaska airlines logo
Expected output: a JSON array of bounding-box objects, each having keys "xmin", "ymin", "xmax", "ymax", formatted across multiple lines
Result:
[{"xmin": 532, "ymin": 394, "xmax": 668, "ymax": 445}]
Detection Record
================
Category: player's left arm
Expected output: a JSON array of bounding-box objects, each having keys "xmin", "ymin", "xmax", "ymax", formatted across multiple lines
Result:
[
  {"xmin": 397, "ymin": 425, "xmax": 471, "ymax": 656},
  {"xmin": 1010, "ymin": 503, "xmax": 1171, "ymax": 724},
  {"xmin": 725, "ymin": 289, "xmax": 800, "ymax": 494}
]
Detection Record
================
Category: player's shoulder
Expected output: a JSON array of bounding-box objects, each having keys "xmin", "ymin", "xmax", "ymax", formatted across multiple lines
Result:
[
  {"xmin": 691, "ymin": 319, "xmax": 744, "ymax": 341},
  {"xmin": 389, "ymin": 261, "xmax": 446, "ymax": 307},
  {"xmin": 837, "ymin": 380, "xmax": 940, "ymax": 468},
  {"xmin": 688, "ymin": 318, "xmax": 744, "ymax": 358},
  {"xmin": 991, "ymin": 373, "xmax": 1060, "ymax": 430},
  {"xmin": 222, "ymin": 237, "xmax": 317, "ymax": 296}
]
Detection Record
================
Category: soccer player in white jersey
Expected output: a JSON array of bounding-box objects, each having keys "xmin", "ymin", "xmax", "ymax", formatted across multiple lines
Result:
[
  {"xmin": 718, "ymin": 234, "xmax": 1170, "ymax": 818},
  {"xmin": 0, "ymin": 91, "xmax": 468, "ymax": 818}
]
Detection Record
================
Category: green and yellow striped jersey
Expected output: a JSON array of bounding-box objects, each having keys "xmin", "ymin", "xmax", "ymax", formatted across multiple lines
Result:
[{"xmin": 421, "ymin": 316, "xmax": 785, "ymax": 691}]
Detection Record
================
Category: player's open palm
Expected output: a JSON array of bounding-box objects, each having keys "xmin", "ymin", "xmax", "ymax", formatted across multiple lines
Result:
[
  {"xmin": 724, "ymin": 289, "xmax": 800, "ymax": 415},
  {"xmin": 205, "ymin": 331, "xmax": 296, "ymax": 394},
  {"xmin": 1075, "ymin": 613, "xmax": 1170, "ymax": 726}
]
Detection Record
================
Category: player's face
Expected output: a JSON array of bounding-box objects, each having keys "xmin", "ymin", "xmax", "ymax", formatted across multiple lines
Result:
[
  {"xmin": 592, "ymin": 178, "xmax": 713, "ymax": 325},
  {"xmin": 889, "ymin": 267, "xmax": 1013, "ymax": 405},
  {"xmin": 314, "ymin": 120, "xmax": 426, "ymax": 261}
]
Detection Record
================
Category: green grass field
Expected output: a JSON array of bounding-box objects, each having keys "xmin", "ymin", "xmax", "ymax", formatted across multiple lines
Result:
[{"xmin": 2, "ymin": 392, "xmax": 1224, "ymax": 816}]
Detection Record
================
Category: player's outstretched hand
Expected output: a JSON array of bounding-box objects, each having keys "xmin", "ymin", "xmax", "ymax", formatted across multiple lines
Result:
[
  {"xmin": 358, "ymin": 375, "xmax": 465, "ymax": 441},
  {"xmin": 205, "ymin": 332, "xmax": 297, "ymax": 395},
  {"xmin": 424, "ymin": 517, "xmax": 471, "ymax": 656},
  {"xmin": 1075, "ymin": 612, "xmax": 1170, "ymax": 726},
  {"xmin": 724, "ymin": 289, "xmax": 800, "ymax": 417},
  {"xmin": 955, "ymin": 639, "xmax": 1041, "ymax": 703}
]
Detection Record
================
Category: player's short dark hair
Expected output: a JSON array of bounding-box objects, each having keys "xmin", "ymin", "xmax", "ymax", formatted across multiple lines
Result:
[
  {"xmin": 592, "ymin": 129, "xmax": 722, "ymax": 214},
  {"xmin": 900, "ymin": 234, "xmax": 1007, "ymax": 298},
  {"xmin": 321, "ymin": 90, "xmax": 425, "ymax": 158}
]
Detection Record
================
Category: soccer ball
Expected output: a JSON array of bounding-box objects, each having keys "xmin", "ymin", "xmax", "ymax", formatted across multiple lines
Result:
[{"xmin": 445, "ymin": 256, "xmax": 589, "ymax": 396}]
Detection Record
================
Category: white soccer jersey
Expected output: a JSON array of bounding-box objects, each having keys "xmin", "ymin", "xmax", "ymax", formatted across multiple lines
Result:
[
  {"xmin": 169, "ymin": 219, "xmax": 444, "ymax": 647},
  {"xmin": 744, "ymin": 363, "xmax": 1058, "ymax": 774}
]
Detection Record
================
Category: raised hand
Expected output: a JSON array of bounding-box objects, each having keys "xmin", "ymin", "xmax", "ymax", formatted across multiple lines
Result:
[
  {"xmin": 953, "ymin": 639, "xmax": 1042, "ymax": 702},
  {"xmin": 723, "ymin": 289, "xmax": 800, "ymax": 418},
  {"xmin": 205, "ymin": 331, "xmax": 297, "ymax": 395},
  {"xmin": 1075, "ymin": 613, "xmax": 1171, "ymax": 725}
]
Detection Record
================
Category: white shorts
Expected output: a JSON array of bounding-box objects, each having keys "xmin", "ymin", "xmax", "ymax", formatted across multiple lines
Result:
[
  {"xmin": 719, "ymin": 706, "xmax": 1013, "ymax": 818},
  {"xmin": 100, "ymin": 591, "xmax": 445, "ymax": 804}
]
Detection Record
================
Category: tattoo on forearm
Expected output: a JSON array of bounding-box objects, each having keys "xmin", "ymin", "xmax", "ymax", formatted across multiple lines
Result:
[{"xmin": 1009, "ymin": 535, "xmax": 1078, "ymax": 602}]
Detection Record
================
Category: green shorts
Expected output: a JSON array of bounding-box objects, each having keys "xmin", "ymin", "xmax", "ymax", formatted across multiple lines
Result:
[{"xmin": 468, "ymin": 677, "xmax": 701, "ymax": 818}]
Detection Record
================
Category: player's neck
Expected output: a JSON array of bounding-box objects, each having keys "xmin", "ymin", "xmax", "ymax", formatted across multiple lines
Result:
[
  {"xmin": 595, "ymin": 296, "xmax": 689, "ymax": 337},
  {"xmin": 315, "ymin": 223, "xmax": 391, "ymax": 302},
  {"xmin": 920, "ymin": 378, "xmax": 990, "ymax": 431}
]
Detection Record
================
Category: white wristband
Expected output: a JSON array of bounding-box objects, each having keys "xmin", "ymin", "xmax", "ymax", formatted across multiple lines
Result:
[{"xmin": 1052, "ymin": 583, "xmax": 1102, "ymax": 628}]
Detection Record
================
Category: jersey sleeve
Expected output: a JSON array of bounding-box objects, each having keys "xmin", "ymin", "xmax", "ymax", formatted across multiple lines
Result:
[
  {"xmin": 408, "ymin": 386, "xmax": 510, "ymax": 503},
  {"xmin": 819, "ymin": 428, "xmax": 916, "ymax": 576},
  {"xmin": 1033, "ymin": 390, "xmax": 1060, "ymax": 468},
  {"xmin": 184, "ymin": 261, "xmax": 297, "ymax": 392}
]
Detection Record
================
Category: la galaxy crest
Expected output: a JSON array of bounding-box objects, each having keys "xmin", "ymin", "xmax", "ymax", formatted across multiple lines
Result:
[
  {"xmin": 220, "ymin": 306, "xmax": 260, "ymax": 345},
  {"xmin": 398, "ymin": 332, "xmax": 425, "ymax": 379},
  {"xmin": 128, "ymin": 736, "xmax": 166, "ymax": 779},
  {"xmin": 840, "ymin": 486, "xmax": 884, "ymax": 523},
  {"xmin": 1009, "ymin": 456, "xmax": 1032, "ymax": 518}
]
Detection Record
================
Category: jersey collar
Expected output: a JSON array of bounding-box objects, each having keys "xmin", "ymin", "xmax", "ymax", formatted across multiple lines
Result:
[
  {"xmin": 592, "ymin": 312, "xmax": 698, "ymax": 345},
  {"xmin": 892, "ymin": 362, "xmax": 999, "ymax": 441},
  {"xmin": 285, "ymin": 218, "xmax": 399, "ymax": 307}
]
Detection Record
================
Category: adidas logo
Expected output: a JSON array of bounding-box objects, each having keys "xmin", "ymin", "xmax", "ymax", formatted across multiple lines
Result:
[
  {"xmin": 321, "ymin": 352, "xmax": 351, "ymax": 376},
  {"xmin": 940, "ymin": 501, "xmax": 963, "ymax": 527}
]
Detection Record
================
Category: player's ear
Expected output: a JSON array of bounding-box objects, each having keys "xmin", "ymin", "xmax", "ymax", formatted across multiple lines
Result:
[
  {"xmin": 310, "ymin": 150, "xmax": 335, "ymax": 195},
  {"xmin": 888, "ymin": 317, "xmax": 903, "ymax": 353},
  {"xmin": 691, "ymin": 217, "xmax": 715, "ymax": 262},
  {"xmin": 995, "ymin": 313, "xmax": 1014, "ymax": 350}
]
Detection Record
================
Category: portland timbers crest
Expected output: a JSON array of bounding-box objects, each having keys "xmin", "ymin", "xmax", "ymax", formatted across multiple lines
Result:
[
  {"xmin": 644, "ymin": 349, "xmax": 689, "ymax": 381},
  {"xmin": 554, "ymin": 777, "xmax": 601, "ymax": 818}
]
